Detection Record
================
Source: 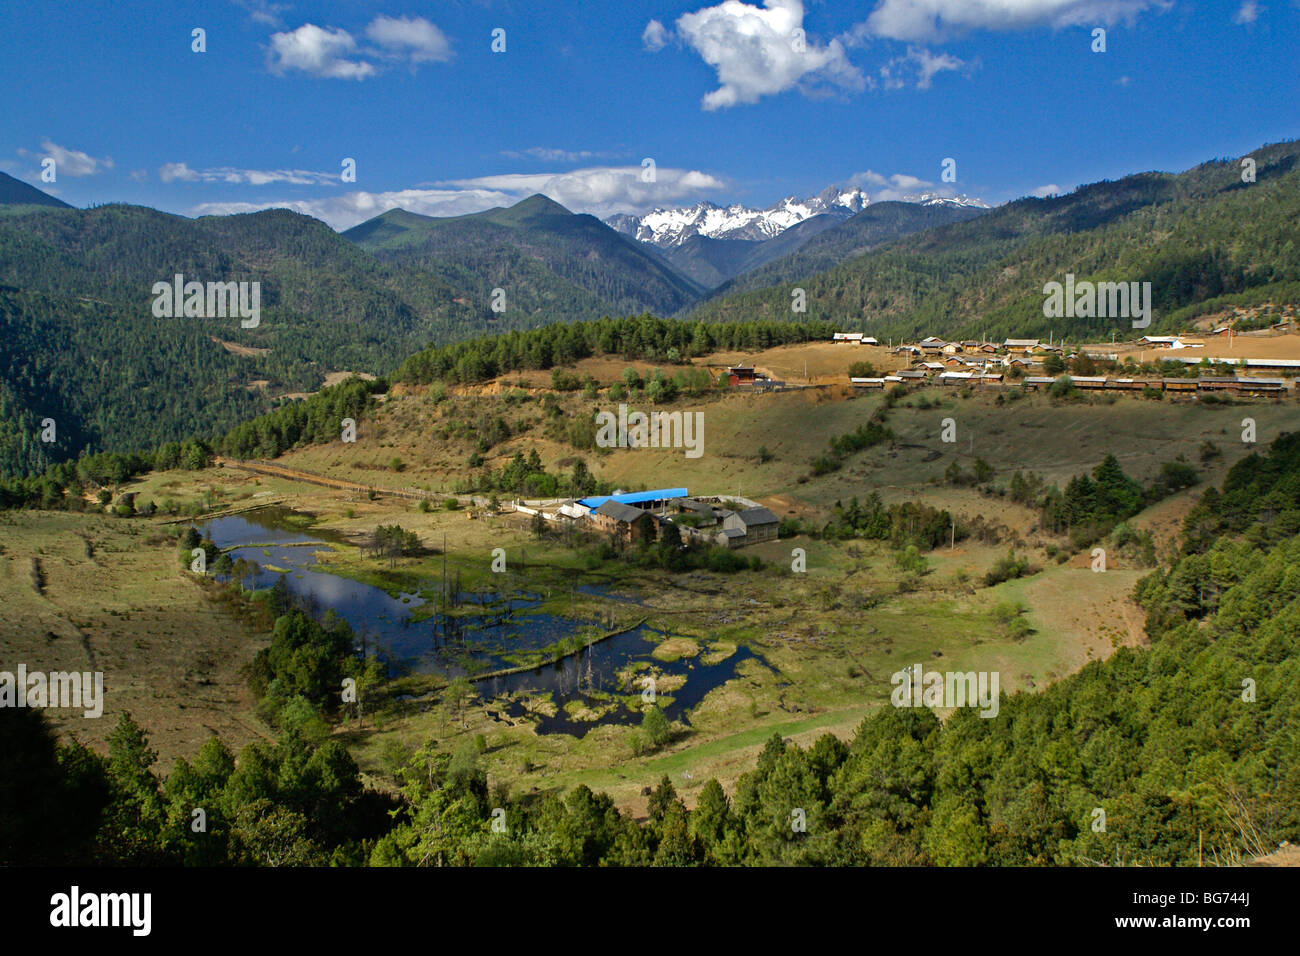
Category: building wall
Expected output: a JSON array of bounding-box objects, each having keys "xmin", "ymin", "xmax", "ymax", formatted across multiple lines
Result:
[{"xmin": 592, "ymin": 512, "xmax": 649, "ymax": 543}]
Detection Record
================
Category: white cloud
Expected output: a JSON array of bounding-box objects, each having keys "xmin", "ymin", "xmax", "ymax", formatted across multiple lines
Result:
[
  {"xmin": 850, "ymin": 168, "xmax": 953, "ymax": 201},
  {"xmin": 643, "ymin": 19, "xmax": 671, "ymax": 51},
  {"xmin": 1233, "ymin": 1, "xmax": 1262, "ymax": 24},
  {"xmin": 653, "ymin": 0, "xmax": 865, "ymax": 109},
  {"xmin": 160, "ymin": 162, "xmax": 342, "ymax": 186},
  {"xmin": 188, "ymin": 165, "xmax": 727, "ymax": 230},
  {"xmin": 267, "ymin": 24, "xmax": 376, "ymax": 79},
  {"xmin": 159, "ymin": 162, "xmax": 201, "ymax": 182},
  {"xmin": 1032, "ymin": 184, "xmax": 1063, "ymax": 197},
  {"xmin": 879, "ymin": 46, "xmax": 966, "ymax": 89},
  {"xmin": 501, "ymin": 147, "xmax": 601, "ymax": 163},
  {"xmin": 863, "ymin": 0, "xmax": 1169, "ymax": 43},
  {"xmin": 266, "ymin": 18, "xmax": 454, "ymax": 78},
  {"xmin": 365, "ymin": 15, "xmax": 453, "ymax": 63},
  {"xmin": 441, "ymin": 166, "xmax": 727, "ymax": 218},
  {"xmin": 25, "ymin": 139, "xmax": 113, "ymax": 177},
  {"xmin": 233, "ymin": 0, "xmax": 289, "ymax": 28}
]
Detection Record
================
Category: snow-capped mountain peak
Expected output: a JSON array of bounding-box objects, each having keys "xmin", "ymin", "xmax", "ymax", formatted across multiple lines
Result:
[
  {"xmin": 608, "ymin": 185, "xmax": 870, "ymax": 248},
  {"xmin": 902, "ymin": 192, "xmax": 991, "ymax": 209}
]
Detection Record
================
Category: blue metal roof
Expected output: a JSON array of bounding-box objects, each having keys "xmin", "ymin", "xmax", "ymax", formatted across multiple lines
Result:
[{"xmin": 576, "ymin": 488, "xmax": 687, "ymax": 509}]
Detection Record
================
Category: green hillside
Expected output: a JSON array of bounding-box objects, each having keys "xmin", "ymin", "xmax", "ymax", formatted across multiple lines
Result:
[
  {"xmin": 0, "ymin": 203, "xmax": 482, "ymax": 475},
  {"xmin": 689, "ymin": 140, "xmax": 1300, "ymax": 340},
  {"xmin": 345, "ymin": 194, "xmax": 704, "ymax": 320},
  {"xmin": 711, "ymin": 200, "xmax": 988, "ymax": 297}
]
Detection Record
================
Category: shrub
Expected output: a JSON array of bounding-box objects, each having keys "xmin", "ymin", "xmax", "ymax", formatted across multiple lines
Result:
[
  {"xmin": 984, "ymin": 549, "xmax": 1030, "ymax": 587},
  {"xmin": 1048, "ymin": 375, "xmax": 1076, "ymax": 399},
  {"xmin": 641, "ymin": 706, "xmax": 672, "ymax": 750}
]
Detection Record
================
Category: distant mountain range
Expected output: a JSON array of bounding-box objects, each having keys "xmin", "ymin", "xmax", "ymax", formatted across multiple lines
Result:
[
  {"xmin": 606, "ymin": 185, "xmax": 872, "ymax": 247},
  {"xmin": 688, "ymin": 140, "xmax": 1300, "ymax": 343},
  {"xmin": 3, "ymin": 140, "xmax": 1297, "ymax": 476},
  {"xmin": 902, "ymin": 193, "xmax": 991, "ymax": 210},
  {"xmin": 605, "ymin": 184, "xmax": 989, "ymax": 288}
]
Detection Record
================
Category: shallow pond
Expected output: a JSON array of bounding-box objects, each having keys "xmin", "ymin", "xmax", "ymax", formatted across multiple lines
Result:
[{"xmin": 199, "ymin": 507, "xmax": 764, "ymax": 735}]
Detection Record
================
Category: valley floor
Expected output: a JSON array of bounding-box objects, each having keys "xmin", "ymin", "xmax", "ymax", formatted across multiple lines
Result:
[{"xmin": 6, "ymin": 375, "xmax": 1299, "ymax": 811}]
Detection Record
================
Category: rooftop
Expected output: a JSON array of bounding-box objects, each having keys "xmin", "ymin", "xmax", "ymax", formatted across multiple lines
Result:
[
  {"xmin": 593, "ymin": 500, "xmax": 648, "ymax": 523},
  {"xmin": 576, "ymin": 488, "xmax": 688, "ymax": 509},
  {"xmin": 734, "ymin": 506, "xmax": 779, "ymax": 526}
]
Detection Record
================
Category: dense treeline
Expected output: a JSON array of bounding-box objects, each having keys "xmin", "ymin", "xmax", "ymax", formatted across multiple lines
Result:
[
  {"xmin": 821, "ymin": 492, "xmax": 967, "ymax": 552},
  {"xmin": 1, "ymin": 709, "xmax": 395, "ymax": 865},
  {"xmin": 396, "ymin": 314, "xmax": 838, "ymax": 385},
  {"xmin": 0, "ymin": 376, "xmax": 382, "ymax": 509},
  {"xmin": 219, "ymin": 377, "xmax": 379, "ymax": 460},
  {"xmin": 1005, "ymin": 453, "xmax": 1198, "ymax": 546},
  {"xmin": 457, "ymin": 448, "xmax": 613, "ymax": 499}
]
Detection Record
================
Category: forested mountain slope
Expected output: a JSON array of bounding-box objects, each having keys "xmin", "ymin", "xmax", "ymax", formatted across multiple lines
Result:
[
  {"xmin": 689, "ymin": 140, "xmax": 1300, "ymax": 342},
  {"xmin": 0, "ymin": 202, "xmax": 476, "ymax": 475},
  {"xmin": 345, "ymin": 195, "xmax": 704, "ymax": 321},
  {"xmin": 709, "ymin": 200, "xmax": 988, "ymax": 298}
]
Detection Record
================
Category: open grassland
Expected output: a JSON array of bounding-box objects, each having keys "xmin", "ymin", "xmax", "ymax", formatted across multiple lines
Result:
[
  {"xmin": 274, "ymin": 361, "xmax": 1300, "ymax": 533},
  {"xmin": 0, "ymin": 510, "xmax": 273, "ymax": 768}
]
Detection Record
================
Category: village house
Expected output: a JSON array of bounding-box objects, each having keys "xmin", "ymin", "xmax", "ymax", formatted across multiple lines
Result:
[
  {"xmin": 573, "ymin": 489, "xmax": 687, "ymax": 518},
  {"xmin": 670, "ymin": 497, "xmax": 720, "ymax": 526},
  {"xmin": 1162, "ymin": 378, "xmax": 1199, "ymax": 395},
  {"xmin": 590, "ymin": 500, "xmax": 655, "ymax": 544},
  {"xmin": 850, "ymin": 377, "xmax": 886, "ymax": 389},
  {"xmin": 1004, "ymin": 338, "xmax": 1041, "ymax": 354},
  {"xmin": 1070, "ymin": 375, "xmax": 1108, "ymax": 390},
  {"xmin": 720, "ymin": 506, "xmax": 780, "ymax": 546},
  {"xmin": 1236, "ymin": 377, "xmax": 1286, "ymax": 396}
]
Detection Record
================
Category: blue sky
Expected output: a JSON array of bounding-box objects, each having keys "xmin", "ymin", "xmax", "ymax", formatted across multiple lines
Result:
[{"xmin": 3, "ymin": 0, "xmax": 1297, "ymax": 229}]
